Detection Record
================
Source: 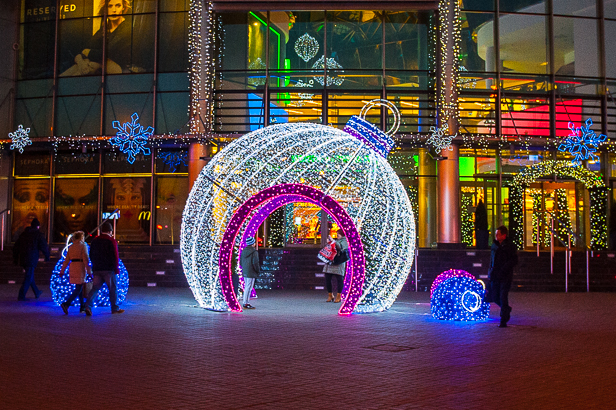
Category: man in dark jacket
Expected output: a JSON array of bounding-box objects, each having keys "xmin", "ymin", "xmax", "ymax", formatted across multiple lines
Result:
[
  {"xmin": 13, "ymin": 218, "xmax": 50, "ymax": 301},
  {"xmin": 240, "ymin": 237, "xmax": 260, "ymax": 310},
  {"xmin": 488, "ymin": 225, "xmax": 518, "ymax": 328},
  {"xmin": 84, "ymin": 222, "xmax": 124, "ymax": 315}
]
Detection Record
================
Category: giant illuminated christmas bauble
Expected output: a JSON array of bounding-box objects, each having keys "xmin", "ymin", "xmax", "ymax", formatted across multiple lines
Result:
[{"xmin": 181, "ymin": 100, "xmax": 416, "ymax": 314}]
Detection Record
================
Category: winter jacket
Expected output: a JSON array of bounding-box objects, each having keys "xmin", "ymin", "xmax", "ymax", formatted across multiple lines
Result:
[
  {"xmin": 323, "ymin": 237, "xmax": 348, "ymax": 276},
  {"xmin": 89, "ymin": 233, "xmax": 119, "ymax": 274},
  {"xmin": 60, "ymin": 241, "xmax": 92, "ymax": 284},
  {"xmin": 240, "ymin": 246, "xmax": 260, "ymax": 278},
  {"xmin": 488, "ymin": 237, "xmax": 518, "ymax": 282},
  {"xmin": 13, "ymin": 227, "xmax": 50, "ymax": 268}
]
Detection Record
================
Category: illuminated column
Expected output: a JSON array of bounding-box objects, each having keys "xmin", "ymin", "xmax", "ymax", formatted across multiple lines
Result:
[
  {"xmin": 437, "ymin": 145, "xmax": 461, "ymax": 243},
  {"xmin": 188, "ymin": 143, "xmax": 213, "ymax": 191},
  {"xmin": 418, "ymin": 149, "xmax": 437, "ymax": 247},
  {"xmin": 437, "ymin": 0, "xmax": 461, "ymax": 244},
  {"xmin": 189, "ymin": 1, "xmax": 215, "ymax": 135}
]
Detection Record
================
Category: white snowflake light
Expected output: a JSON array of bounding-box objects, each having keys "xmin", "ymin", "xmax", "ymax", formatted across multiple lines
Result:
[
  {"xmin": 9, "ymin": 125, "xmax": 32, "ymax": 153},
  {"xmin": 181, "ymin": 100, "xmax": 415, "ymax": 315},
  {"xmin": 427, "ymin": 124, "xmax": 456, "ymax": 152},
  {"xmin": 558, "ymin": 118, "xmax": 606, "ymax": 164},
  {"xmin": 294, "ymin": 33, "xmax": 320, "ymax": 62},
  {"xmin": 158, "ymin": 151, "xmax": 188, "ymax": 173},
  {"xmin": 110, "ymin": 113, "xmax": 153, "ymax": 164},
  {"xmin": 312, "ymin": 56, "xmax": 345, "ymax": 86},
  {"xmin": 294, "ymin": 79, "xmax": 314, "ymax": 105}
]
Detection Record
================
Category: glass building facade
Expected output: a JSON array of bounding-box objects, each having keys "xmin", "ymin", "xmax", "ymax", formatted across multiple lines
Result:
[{"xmin": 2, "ymin": 0, "xmax": 616, "ymax": 250}]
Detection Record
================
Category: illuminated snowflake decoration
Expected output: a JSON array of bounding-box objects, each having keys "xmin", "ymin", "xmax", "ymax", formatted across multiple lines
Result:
[
  {"xmin": 294, "ymin": 33, "xmax": 319, "ymax": 62},
  {"xmin": 427, "ymin": 124, "xmax": 456, "ymax": 152},
  {"xmin": 181, "ymin": 100, "xmax": 415, "ymax": 315},
  {"xmin": 312, "ymin": 56, "xmax": 345, "ymax": 86},
  {"xmin": 248, "ymin": 57, "xmax": 267, "ymax": 86},
  {"xmin": 158, "ymin": 151, "xmax": 188, "ymax": 173},
  {"xmin": 9, "ymin": 125, "xmax": 32, "ymax": 153},
  {"xmin": 110, "ymin": 113, "xmax": 153, "ymax": 164},
  {"xmin": 558, "ymin": 118, "xmax": 606, "ymax": 164}
]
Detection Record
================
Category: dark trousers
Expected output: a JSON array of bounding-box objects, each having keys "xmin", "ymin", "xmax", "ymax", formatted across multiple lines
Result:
[
  {"xmin": 63, "ymin": 284, "xmax": 85, "ymax": 309},
  {"xmin": 86, "ymin": 271, "xmax": 119, "ymax": 312},
  {"xmin": 325, "ymin": 273, "xmax": 343, "ymax": 294},
  {"xmin": 18, "ymin": 266, "xmax": 40, "ymax": 300},
  {"xmin": 490, "ymin": 279, "xmax": 512, "ymax": 323}
]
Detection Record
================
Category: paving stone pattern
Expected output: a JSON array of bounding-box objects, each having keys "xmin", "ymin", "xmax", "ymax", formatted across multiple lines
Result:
[{"xmin": 1, "ymin": 285, "xmax": 614, "ymax": 409}]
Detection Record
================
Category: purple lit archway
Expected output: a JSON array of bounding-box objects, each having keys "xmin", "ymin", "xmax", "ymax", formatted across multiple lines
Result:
[{"xmin": 218, "ymin": 184, "xmax": 365, "ymax": 315}]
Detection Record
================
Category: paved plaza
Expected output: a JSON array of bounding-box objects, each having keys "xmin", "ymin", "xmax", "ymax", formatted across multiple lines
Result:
[{"xmin": 1, "ymin": 285, "xmax": 614, "ymax": 409}]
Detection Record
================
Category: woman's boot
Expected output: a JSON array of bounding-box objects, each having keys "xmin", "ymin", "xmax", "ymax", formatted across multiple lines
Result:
[
  {"xmin": 334, "ymin": 293, "xmax": 341, "ymax": 303},
  {"xmin": 326, "ymin": 293, "xmax": 333, "ymax": 302}
]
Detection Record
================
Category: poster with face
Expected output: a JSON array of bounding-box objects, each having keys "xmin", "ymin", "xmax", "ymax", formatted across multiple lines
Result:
[
  {"xmin": 53, "ymin": 178, "xmax": 99, "ymax": 242},
  {"xmin": 104, "ymin": 177, "xmax": 150, "ymax": 243},
  {"xmin": 12, "ymin": 179, "xmax": 50, "ymax": 241}
]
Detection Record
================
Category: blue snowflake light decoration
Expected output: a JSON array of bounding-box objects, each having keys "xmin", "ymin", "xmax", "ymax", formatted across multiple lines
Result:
[
  {"xmin": 9, "ymin": 124, "xmax": 32, "ymax": 153},
  {"xmin": 110, "ymin": 113, "xmax": 153, "ymax": 164},
  {"xmin": 50, "ymin": 243, "xmax": 129, "ymax": 308},
  {"xmin": 431, "ymin": 274, "xmax": 489, "ymax": 321},
  {"xmin": 158, "ymin": 151, "xmax": 188, "ymax": 173},
  {"xmin": 558, "ymin": 118, "xmax": 606, "ymax": 164}
]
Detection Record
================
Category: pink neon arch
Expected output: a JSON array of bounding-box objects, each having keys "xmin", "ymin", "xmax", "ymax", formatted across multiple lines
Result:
[{"xmin": 218, "ymin": 184, "xmax": 365, "ymax": 315}]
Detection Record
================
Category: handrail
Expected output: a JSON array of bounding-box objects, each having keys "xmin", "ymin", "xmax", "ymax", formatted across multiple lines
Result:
[{"xmin": 0, "ymin": 209, "xmax": 8, "ymax": 251}]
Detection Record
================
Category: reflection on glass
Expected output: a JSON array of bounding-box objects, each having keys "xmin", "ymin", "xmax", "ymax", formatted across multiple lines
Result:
[
  {"xmin": 155, "ymin": 178, "xmax": 188, "ymax": 244},
  {"xmin": 498, "ymin": 14, "xmax": 548, "ymax": 74}
]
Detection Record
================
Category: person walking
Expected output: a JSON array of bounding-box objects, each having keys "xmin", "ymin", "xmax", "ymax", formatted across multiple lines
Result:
[
  {"xmin": 240, "ymin": 237, "xmax": 260, "ymax": 310},
  {"xmin": 323, "ymin": 230, "xmax": 348, "ymax": 303},
  {"xmin": 488, "ymin": 225, "xmax": 518, "ymax": 328},
  {"xmin": 59, "ymin": 231, "xmax": 92, "ymax": 314},
  {"xmin": 84, "ymin": 222, "xmax": 124, "ymax": 316},
  {"xmin": 13, "ymin": 218, "xmax": 50, "ymax": 301}
]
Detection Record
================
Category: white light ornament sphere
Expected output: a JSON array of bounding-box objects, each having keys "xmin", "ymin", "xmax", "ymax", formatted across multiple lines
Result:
[{"xmin": 181, "ymin": 99, "xmax": 416, "ymax": 315}]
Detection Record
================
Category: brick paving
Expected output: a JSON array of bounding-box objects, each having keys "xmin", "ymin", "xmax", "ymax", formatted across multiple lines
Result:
[{"xmin": 1, "ymin": 285, "xmax": 614, "ymax": 410}]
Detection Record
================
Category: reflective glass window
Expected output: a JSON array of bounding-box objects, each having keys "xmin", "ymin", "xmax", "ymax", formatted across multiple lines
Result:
[
  {"xmin": 553, "ymin": 17, "xmax": 598, "ymax": 78},
  {"xmin": 53, "ymin": 178, "xmax": 99, "ymax": 242},
  {"xmin": 499, "ymin": 14, "xmax": 548, "ymax": 74},
  {"xmin": 103, "ymin": 176, "xmax": 151, "ymax": 243},
  {"xmin": 154, "ymin": 177, "xmax": 188, "ymax": 244},
  {"xmin": 12, "ymin": 179, "xmax": 50, "ymax": 240}
]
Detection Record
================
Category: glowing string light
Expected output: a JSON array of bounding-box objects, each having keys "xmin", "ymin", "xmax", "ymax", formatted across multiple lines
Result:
[
  {"xmin": 431, "ymin": 271, "xmax": 489, "ymax": 321},
  {"xmin": 294, "ymin": 33, "xmax": 319, "ymax": 62}
]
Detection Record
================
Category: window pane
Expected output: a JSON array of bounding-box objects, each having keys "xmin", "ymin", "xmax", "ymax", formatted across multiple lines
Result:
[
  {"xmin": 499, "ymin": 14, "xmax": 548, "ymax": 74},
  {"xmin": 55, "ymin": 152, "xmax": 100, "ymax": 174},
  {"xmin": 326, "ymin": 11, "xmax": 382, "ymax": 70},
  {"xmin": 103, "ymin": 177, "xmax": 151, "ymax": 243},
  {"xmin": 20, "ymin": 21, "xmax": 55, "ymax": 79},
  {"xmin": 553, "ymin": 0, "xmax": 597, "ymax": 17},
  {"xmin": 56, "ymin": 95, "xmax": 102, "ymax": 136},
  {"xmin": 14, "ymin": 153, "xmax": 51, "ymax": 176},
  {"xmin": 53, "ymin": 178, "xmax": 99, "ymax": 242},
  {"xmin": 12, "ymin": 179, "xmax": 50, "ymax": 241},
  {"xmin": 58, "ymin": 17, "xmax": 101, "ymax": 77},
  {"xmin": 158, "ymin": 12, "xmax": 189, "ymax": 72},
  {"xmin": 385, "ymin": 11, "xmax": 431, "ymax": 71},
  {"xmin": 499, "ymin": 0, "xmax": 545, "ymax": 14},
  {"xmin": 605, "ymin": 21, "xmax": 616, "ymax": 78},
  {"xmin": 156, "ymin": 92, "xmax": 189, "ymax": 134},
  {"xmin": 155, "ymin": 150, "xmax": 188, "ymax": 173},
  {"xmin": 155, "ymin": 177, "xmax": 188, "ymax": 244},
  {"xmin": 461, "ymin": 12, "xmax": 495, "ymax": 72},
  {"xmin": 103, "ymin": 151, "xmax": 151, "ymax": 174},
  {"xmin": 554, "ymin": 17, "xmax": 598, "ymax": 78}
]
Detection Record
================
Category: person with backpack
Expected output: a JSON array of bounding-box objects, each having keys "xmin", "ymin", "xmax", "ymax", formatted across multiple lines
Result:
[
  {"xmin": 240, "ymin": 237, "xmax": 260, "ymax": 310},
  {"xmin": 323, "ymin": 229, "xmax": 348, "ymax": 303}
]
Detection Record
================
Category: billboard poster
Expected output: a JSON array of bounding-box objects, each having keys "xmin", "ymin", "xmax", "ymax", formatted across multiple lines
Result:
[
  {"xmin": 12, "ymin": 179, "xmax": 50, "ymax": 241},
  {"xmin": 53, "ymin": 178, "xmax": 99, "ymax": 242},
  {"xmin": 103, "ymin": 177, "xmax": 150, "ymax": 243}
]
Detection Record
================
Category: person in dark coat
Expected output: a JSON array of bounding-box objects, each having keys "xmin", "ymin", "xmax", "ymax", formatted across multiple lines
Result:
[
  {"xmin": 84, "ymin": 222, "xmax": 124, "ymax": 316},
  {"xmin": 13, "ymin": 218, "xmax": 50, "ymax": 301},
  {"xmin": 488, "ymin": 225, "xmax": 518, "ymax": 328},
  {"xmin": 240, "ymin": 237, "xmax": 260, "ymax": 310}
]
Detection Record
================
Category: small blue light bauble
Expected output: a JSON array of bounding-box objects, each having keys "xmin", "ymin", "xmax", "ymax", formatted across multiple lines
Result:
[
  {"xmin": 431, "ymin": 276, "xmax": 489, "ymax": 321},
  {"xmin": 50, "ymin": 244, "xmax": 129, "ymax": 307}
]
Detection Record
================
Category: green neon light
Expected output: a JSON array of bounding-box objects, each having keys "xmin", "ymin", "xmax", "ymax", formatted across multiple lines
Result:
[
  {"xmin": 249, "ymin": 12, "xmax": 282, "ymax": 74},
  {"xmin": 459, "ymin": 157, "xmax": 475, "ymax": 177}
]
